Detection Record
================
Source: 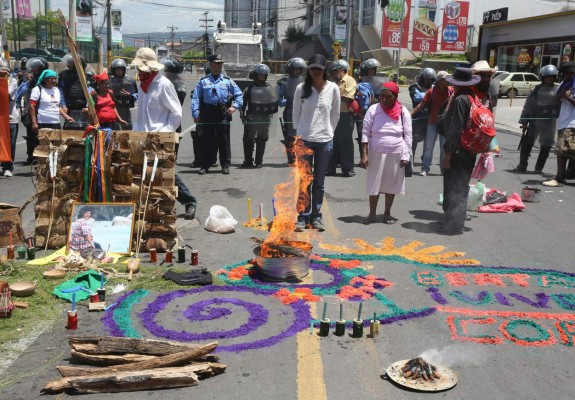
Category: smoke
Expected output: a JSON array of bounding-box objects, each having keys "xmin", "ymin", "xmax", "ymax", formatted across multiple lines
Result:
[{"xmin": 418, "ymin": 344, "xmax": 486, "ymax": 368}]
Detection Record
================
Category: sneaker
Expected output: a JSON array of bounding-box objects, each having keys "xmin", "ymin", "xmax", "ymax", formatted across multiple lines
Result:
[
  {"xmin": 222, "ymin": 167, "xmax": 230, "ymax": 175},
  {"xmin": 542, "ymin": 178, "xmax": 564, "ymax": 187},
  {"xmin": 184, "ymin": 204, "xmax": 196, "ymax": 220},
  {"xmin": 419, "ymin": 171, "xmax": 427, "ymax": 176},
  {"xmin": 295, "ymin": 219, "xmax": 307, "ymax": 232},
  {"xmin": 311, "ymin": 217, "xmax": 326, "ymax": 232},
  {"xmin": 198, "ymin": 168, "xmax": 207, "ymax": 175},
  {"xmin": 3, "ymin": 170, "xmax": 13, "ymax": 177}
]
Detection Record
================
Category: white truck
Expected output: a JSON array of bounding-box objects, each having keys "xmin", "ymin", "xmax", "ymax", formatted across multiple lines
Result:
[{"xmin": 213, "ymin": 21, "xmax": 263, "ymax": 91}]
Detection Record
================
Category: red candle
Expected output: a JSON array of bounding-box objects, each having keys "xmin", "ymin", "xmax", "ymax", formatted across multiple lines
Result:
[{"xmin": 9, "ymin": 232, "xmax": 12, "ymax": 247}]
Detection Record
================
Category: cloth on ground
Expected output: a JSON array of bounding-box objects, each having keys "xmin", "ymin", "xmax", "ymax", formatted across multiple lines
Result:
[
  {"xmin": 53, "ymin": 269, "xmax": 104, "ymax": 302},
  {"xmin": 478, "ymin": 193, "xmax": 525, "ymax": 213},
  {"xmin": 163, "ymin": 268, "xmax": 213, "ymax": 285},
  {"xmin": 27, "ymin": 246, "xmax": 125, "ymax": 265}
]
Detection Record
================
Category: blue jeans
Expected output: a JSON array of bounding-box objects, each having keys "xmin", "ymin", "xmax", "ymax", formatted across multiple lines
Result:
[
  {"xmin": 421, "ymin": 124, "xmax": 445, "ymax": 173},
  {"xmin": 297, "ymin": 139, "xmax": 333, "ymax": 221},
  {"xmin": 175, "ymin": 174, "xmax": 197, "ymax": 206},
  {"xmin": 1, "ymin": 124, "xmax": 19, "ymax": 172}
]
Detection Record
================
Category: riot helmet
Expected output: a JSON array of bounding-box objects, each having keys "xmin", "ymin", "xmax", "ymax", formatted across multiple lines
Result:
[
  {"xmin": 161, "ymin": 57, "xmax": 184, "ymax": 74},
  {"xmin": 420, "ymin": 67, "xmax": 437, "ymax": 80},
  {"xmin": 19, "ymin": 57, "xmax": 28, "ymax": 68},
  {"xmin": 26, "ymin": 57, "xmax": 49, "ymax": 77},
  {"xmin": 539, "ymin": 64, "xmax": 558, "ymax": 80},
  {"xmin": 329, "ymin": 59, "xmax": 349, "ymax": 72},
  {"xmin": 286, "ymin": 57, "xmax": 306, "ymax": 76},
  {"xmin": 63, "ymin": 53, "xmax": 87, "ymax": 70},
  {"xmin": 249, "ymin": 63, "xmax": 270, "ymax": 80},
  {"xmin": 110, "ymin": 58, "xmax": 127, "ymax": 73},
  {"xmin": 360, "ymin": 58, "xmax": 381, "ymax": 76}
]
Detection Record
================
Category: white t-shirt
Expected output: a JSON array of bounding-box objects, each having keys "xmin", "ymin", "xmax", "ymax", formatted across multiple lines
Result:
[
  {"xmin": 30, "ymin": 86, "xmax": 61, "ymax": 124},
  {"xmin": 292, "ymin": 81, "xmax": 340, "ymax": 142}
]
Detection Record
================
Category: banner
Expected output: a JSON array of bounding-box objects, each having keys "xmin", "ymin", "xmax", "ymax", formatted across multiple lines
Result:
[
  {"xmin": 111, "ymin": 9, "xmax": 122, "ymax": 44},
  {"xmin": 381, "ymin": 0, "xmax": 411, "ymax": 50},
  {"xmin": 334, "ymin": 6, "xmax": 347, "ymax": 42},
  {"xmin": 16, "ymin": 0, "xmax": 32, "ymax": 19},
  {"xmin": 134, "ymin": 38, "xmax": 145, "ymax": 48},
  {"xmin": 440, "ymin": 0, "xmax": 468, "ymax": 53},
  {"xmin": 412, "ymin": 1, "xmax": 438, "ymax": 53},
  {"xmin": 0, "ymin": 79, "xmax": 10, "ymax": 163},
  {"xmin": 265, "ymin": 28, "xmax": 275, "ymax": 51},
  {"xmin": 76, "ymin": 0, "xmax": 93, "ymax": 42}
]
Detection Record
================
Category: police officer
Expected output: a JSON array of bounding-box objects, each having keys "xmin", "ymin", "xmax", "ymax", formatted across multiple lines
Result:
[
  {"xmin": 59, "ymin": 53, "xmax": 90, "ymax": 130},
  {"xmin": 191, "ymin": 54, "xmax": 243, "ymax": 175},
  {"xmin": 409, "ymin": 67, "xmax": 436, "ymax": 164},
  {"xmin": 327, "ymin": 59, "xmax": 357, "ymax": 177},
  {"xmin": 354, "ymin": 58, "xmax": 381, "ymax": 159},
  {"xmin": 240, "ymin": 64, "xmax": 278, "ymax": 168},
  {"xmin": 277, "ymin": 57, "xmax": 305, "ymax": 165},
  {"xmin": 12, "ymin": 57, "xmax": 29, "ymax": 85},
  {"xmin": 109, "ymin": 58, "xmax": 137, "ymax": 129}
]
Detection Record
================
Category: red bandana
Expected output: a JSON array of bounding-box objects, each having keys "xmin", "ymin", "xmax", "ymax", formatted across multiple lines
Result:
[
  {"xmin": 139, "ymin": 71, "xmax": 158, "ymax": 93},
  {"xmin": 380, "ymin": 100, "xmax": 403, "ymax": 121}
]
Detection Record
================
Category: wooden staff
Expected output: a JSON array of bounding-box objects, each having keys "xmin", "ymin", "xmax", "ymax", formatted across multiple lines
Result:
[{"xmin": 56, "ymin": 9, "xmax": 99, "ymax": 126}]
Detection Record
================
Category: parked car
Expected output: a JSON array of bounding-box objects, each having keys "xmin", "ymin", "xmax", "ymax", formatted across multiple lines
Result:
[
  {"xmin": 45, "ymin": 47, "xmax": 69, "ymax": 58},
  {"xmin": 495, "ymin": 72, "xmax": 540, "ymax": 97},
  {"xmin": 14, "ymin": 48, "xmax": 62, "ymax": 62}
]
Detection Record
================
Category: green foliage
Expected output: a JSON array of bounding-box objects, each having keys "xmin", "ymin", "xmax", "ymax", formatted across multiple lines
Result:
[
  {"xmin": 182, "ymin": 49, "xmax": 205, "ymax": 58},
  {"xmin": 121, "ymin": 46, "xmax": 137, "ymax": 58},
  {"xmin": 6, "ymin": 10, "xmax": 64, "ymax": 41},
  {"xmin": 284, "ymin": 25, "xmax": 306, "ymax": 44},
  {"xmin": 398, "ymin": 75, "xmax": 409, "ymax": 85}
]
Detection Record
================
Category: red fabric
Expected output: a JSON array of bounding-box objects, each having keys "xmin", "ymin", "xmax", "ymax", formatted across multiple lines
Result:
[
  {"xmin": 94, "ymin": 71, "xmax": 109, "ymax": 83},
  {"xmin": 382, "ymin": 81, "xmax": 400, "ymax": 95},
  {"xmin": 94, "ymin": 92, "xmax": 117, "ymax": 123},
  {"xmin": 423, "ymin": 86, "xmax": 453, "ymax": 124},
  {"xmin": 380, "ymin": 100, "xmax": 402, "ymax": 121},
  {"xmin": 477, "ymin": 193, "xmax": 526, "ymax": 213},
  {"xmin": 0, "ymin": 79, "xmax": 10, "ymax": 163},
  {"xmin": 138, "ymin": 71, "xmax": 158, "ymax": 93}
]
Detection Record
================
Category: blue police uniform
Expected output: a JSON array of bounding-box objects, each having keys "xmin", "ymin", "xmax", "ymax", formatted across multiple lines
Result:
[{"xmin": 191, "ymin": 73, "xmax": 243, "ymax": 172}]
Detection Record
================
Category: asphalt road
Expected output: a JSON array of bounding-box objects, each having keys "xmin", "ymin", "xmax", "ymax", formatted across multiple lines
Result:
[{"xmin": 1, "ymin": 74, "xmax": 574, "ymax": 400}]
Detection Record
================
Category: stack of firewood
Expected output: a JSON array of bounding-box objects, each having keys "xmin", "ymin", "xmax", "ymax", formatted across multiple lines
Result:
[{"xmin": 41, "ymin": 336, "xmax": 226, "ymax": 394}]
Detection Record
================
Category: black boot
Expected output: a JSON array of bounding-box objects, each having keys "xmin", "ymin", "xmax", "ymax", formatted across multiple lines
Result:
[
  {"xmin": 514, "ymin": 135, "xmax": 535, "ymax": 172},
  {"xmin": 242, "ymin": 135, "xmax": 254, "ymax": 168},
  {"xmin": 534, "ymin": 146, "xmax": 551, "ymax": 174},
  {"xmin": 254, "ymin": 139, "xmax": 267, "ymax": 168}
]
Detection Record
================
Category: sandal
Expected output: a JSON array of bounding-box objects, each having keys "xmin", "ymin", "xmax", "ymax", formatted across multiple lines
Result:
[
  {"xmin": 362, "ymin": 216, "xmax": 376, "ymax": 225},
  {"xmin": 542, "ymin": 179, "xmax": 564, "ymax": 187},
  {"xmin": 383, "ymin": 215, "xmax": 398, "ymax": 225}
]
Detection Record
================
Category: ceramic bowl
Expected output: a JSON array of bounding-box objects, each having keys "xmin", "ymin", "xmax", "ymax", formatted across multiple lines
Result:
[
  {"xmin": 10, "ymin": 281, "xmax": 36, "ymax": 297},
  {"xmin": 43, "ymin": 269, "xmax": 66, "ymax": 280}
]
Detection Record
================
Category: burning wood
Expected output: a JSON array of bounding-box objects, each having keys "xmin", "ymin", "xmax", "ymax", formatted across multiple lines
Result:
[
  {"xmin": 401, "ymin": 357, "xmax": 442, "ymax": 382},
  {"xmin": 251, "ymin": 237, "xmax": 312, "ymax": 258}
]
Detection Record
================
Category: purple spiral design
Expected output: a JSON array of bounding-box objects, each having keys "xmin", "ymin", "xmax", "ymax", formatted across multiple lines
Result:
[{"xmin": 138, "ymin": 286, "xmax": 311, "ymax": 353}]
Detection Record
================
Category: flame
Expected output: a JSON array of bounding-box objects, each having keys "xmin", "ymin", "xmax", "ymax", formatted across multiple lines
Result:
[{"xmin": 260, "ymin": 137, "xmax": 314, "ymax": 257}]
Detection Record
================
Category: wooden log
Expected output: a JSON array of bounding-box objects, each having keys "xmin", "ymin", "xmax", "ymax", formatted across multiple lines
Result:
[
  {"xmin": 69, "ymin": 349, "xmax": 220, "ymax": 367},
  {"xmin": 58, "ymin": 360, "xmax": 226, "ymax": 378},
  {"xmin": 68, "ymin": 336, "xmax": 216, "ymax": 356},
  {"xmin": 42, "ymin": 364, "xmax": 206, "ymax": 394}
]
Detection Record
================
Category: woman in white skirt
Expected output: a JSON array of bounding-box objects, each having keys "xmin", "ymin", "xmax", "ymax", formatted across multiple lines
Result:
[{"xmin": 359, "ymin": 82, "xmax": 412, "ymax": 224}]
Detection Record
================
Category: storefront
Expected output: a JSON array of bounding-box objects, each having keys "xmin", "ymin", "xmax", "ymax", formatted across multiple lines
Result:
[{"xmin": 478, "ymin": 10, "xmax": 575, "ymax": 74}]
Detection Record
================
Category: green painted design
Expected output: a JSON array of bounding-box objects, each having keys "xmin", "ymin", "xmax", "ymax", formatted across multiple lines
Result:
[
  {"xmin": 504, "ymin": 319, "xmax": 551, "ymax": 343},
  {"xmin": 112, "ymin": 289, "xmax": 149, "ymax": 338}
]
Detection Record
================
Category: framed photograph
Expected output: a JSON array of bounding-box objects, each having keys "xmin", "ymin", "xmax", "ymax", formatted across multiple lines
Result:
[{"xmin": 67, "ymin": 203, "xmax": 136, "ymax": 255}]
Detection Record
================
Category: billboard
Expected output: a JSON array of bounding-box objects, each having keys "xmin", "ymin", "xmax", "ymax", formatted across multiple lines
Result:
[
  {"xmin": 440, "ymin": 1, "xmax": 469, "ymax": 53},
  {"xmin": 111, "ymin": 9, "xmax": 122, "ymax": 44},
  {"xmin": 134, "ymin": 38, "xmax": 145, "ymax": 48},
  {"xmin": 76, "ymin": 0, "xmax": 93, "ymax": 42},
  {"xmin": 334, "ymin": 6, "xmax": 347, "ymax": 42},
  {"xmin": 381, "ymin": 0, "xmax": 412, "ymax": 50},
  {"xmin": 412, "ymin": 1, "xmax": 438, "ymax": 53}
]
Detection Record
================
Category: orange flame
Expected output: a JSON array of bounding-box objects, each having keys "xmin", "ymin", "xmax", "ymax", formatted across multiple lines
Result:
[{"xmin": 260, "ymin": 137, "xmax": 314, "ymax": 257}]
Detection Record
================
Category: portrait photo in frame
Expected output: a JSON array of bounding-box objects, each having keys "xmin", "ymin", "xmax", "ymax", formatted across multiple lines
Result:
[{"xmin": 67, "ymin": 203, "xmax": 136, "ymax": 255}]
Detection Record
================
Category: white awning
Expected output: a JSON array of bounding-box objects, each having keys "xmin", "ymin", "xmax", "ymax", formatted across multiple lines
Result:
[{"xmin": 305, "ymin": 23, "xmax": 321, "ymax": 36}]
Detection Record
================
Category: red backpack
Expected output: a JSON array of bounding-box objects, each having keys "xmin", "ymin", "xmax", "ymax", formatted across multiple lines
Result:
[{"xmin": 460, "ymin": 95, "xmax": 496, "ymax": 154}]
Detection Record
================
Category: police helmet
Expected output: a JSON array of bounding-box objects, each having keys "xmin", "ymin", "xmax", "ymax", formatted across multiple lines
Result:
[
  {"xmin": 539, "ymin": 64, "xmax": 558, "ymax": 79},
  {"xmin": 286, "ymin": 57, "xmax": 306, "ymax": 73},
  {"xmin": 328, "ymin": 59, "xmax": 350, "ymax": 73},
  {"xmin": 420, "ymin": 67, "xmax": 437, "ymax": 80},
  {"xmin": 27, "ymin": 57, "xmax": 49, "ymax": 76},
  {"xmin": 0, "ymin": 58, "xmax": 10, "ymax": 72},
  {"xmin": 85, "ymin": 70, "xmax": 95, "ymax": 85},
  {"xmin": 62, "ymin": 54, "xmax": 87, "ymax": 70},
  {"xmin": 360, "ymin": 58, "xmax": 381, "ymax": 75},
  {"xmin": 248, "ymin": 63, "xmax": 270, "ymax": 79},
  {"xmin": 20, "ymin": 57, "xmax": 28, "ymax": 66},
  {"xmin": 161, "ymin": 57, "xmax": 184, "ymax": 74},
  {"xmin": 110, "ymin": 58, "xmax": 127, "ymax": 71}
]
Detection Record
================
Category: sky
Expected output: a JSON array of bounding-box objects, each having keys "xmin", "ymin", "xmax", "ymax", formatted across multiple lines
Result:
[{"xmin": 49, "ymin": 0, "xmax": 225, "ymax": 35}]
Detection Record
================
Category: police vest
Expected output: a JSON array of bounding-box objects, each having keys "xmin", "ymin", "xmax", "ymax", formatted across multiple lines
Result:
[
  {"xmin": 60, "ymin": 70, "xmax": 85, "ymax": 109},
  {"xmin": 110, "ymin": 76, "xmax": 136, "ymax": 108}
]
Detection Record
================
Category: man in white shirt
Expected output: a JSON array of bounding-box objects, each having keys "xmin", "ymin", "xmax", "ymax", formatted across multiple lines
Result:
[{"xmin": 131, "ymin": 48, "xmax": 197, "ymax": 219}]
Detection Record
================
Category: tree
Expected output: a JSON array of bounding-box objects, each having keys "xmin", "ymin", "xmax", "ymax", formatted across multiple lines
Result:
[
  {"xmin": 284, "ymin": 25, "xmax": 306, "ymax": 44},
  {"xmin": 6, "ymin": 11, "xmax": 63, "ymax": 42},
  {"xmin": 121, "ymin": 46, "xmax": 137, "ymax": 58}
]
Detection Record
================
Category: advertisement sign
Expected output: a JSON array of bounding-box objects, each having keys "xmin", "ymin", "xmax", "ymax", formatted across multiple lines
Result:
[
  {"xmin": 15, "ymin": 0, "xmax": 32, "ymax": 19},
  {"xmin": 134, "ymin": 38, "xmax": 145, "ymax": 48},
  {"xmin": 440, "ymin": 0, "xmax": 468, "ymax": 53},
  {"xmin": 412, "ymin": 2, "xmax": 438, "ymax": 53},
  {"xmin": 111, "ymin": 10, "xmax": 122, "ymax": 43},
  {"xmin": 381, "ymin": 0, "xmax": 412, "ymax": 50},
  {"xmin": 265, "ymin": 28, "xmax": 275, "ymax": 51},
  {"xmin": 482, "ymin": 7, "xmax": 508, "ymax": 24},
  {"xmin": 76, "ymin": 0, "xmax": 93, "ymax": 42},
  {"xmin": 335, "ymin": 6, "xmax": 347, "ymax": 42}
]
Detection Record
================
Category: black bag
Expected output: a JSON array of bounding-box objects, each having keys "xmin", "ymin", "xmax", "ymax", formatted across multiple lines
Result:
[
  {"xmin": 404, "ymin": 160, "xmax": 413, "ymax": 177},
  {"xmin": 163, "ymin": 268, "xmax": 213, "ymax": 286}
]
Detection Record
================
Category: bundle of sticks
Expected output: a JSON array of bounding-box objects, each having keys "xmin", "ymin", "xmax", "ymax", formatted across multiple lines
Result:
[
  {"xmin": 401, "ymin": 357, "xmax": 441, "ymax": 381},
  {"xmin": 41, "ymin": 336, "xmax": 226, "ymax": 394}
]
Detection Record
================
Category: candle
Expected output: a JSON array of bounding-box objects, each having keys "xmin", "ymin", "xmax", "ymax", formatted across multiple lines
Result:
[
  {"xmin": 272, "ymin": 198, "xmax": 276, "ymax": 216},
  {"xmin": 339, "ymin": 303, "xmax": 343, "ymax": 321},
  {"xmin": 259, "ymin": 203, "xmax": 264, "ymax": 226},
  {"xmin": 322, "ymin": 301, "xmax": 327, "ymax": 321},
  {"xmin": 248, "ymin": 198, "xmax": 252, "ymax": 221},
  {"xmin": 357, "ymin": 302, "xmax": 363, "ymax": 321},
  {"xmin": 28, "ymin": 238, "xmax": 33, "ymax": 248},
  {"xmin": 72, "ymin": 292, "xmax": 76, "ymax": 312},
  {"xmin": 9, "ymin": 232, "xmax": 12, "ymax": 247}
]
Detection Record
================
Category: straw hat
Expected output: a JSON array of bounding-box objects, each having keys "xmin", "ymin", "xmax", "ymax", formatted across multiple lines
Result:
[
  {"xmin": 471, "ymin": 60, "xmax": 498, "ymax": 75},
  {"xmin": 130, "ymin": 47, "xmax": 164, "ymax": 72}
]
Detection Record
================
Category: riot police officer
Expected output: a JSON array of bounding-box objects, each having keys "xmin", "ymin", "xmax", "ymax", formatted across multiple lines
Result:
[
  {"xmin": 59, "ymin": 53, "xmax": 90, "ymax": 130},
  {"xmin": 109, "ymin": 58, "xmax": 137, "ymax": 129},
  {"xmin": 191, "ymin": 54, "xmax": 243, "ymax": 175},
  {"xmin": 409, "ymin": 67, "xmax": 436, "ymax": 164},
  {"xmin": 240, "ymin": 64, "xmax": 278, "ymax": 168},
  {"xmin": 277, "ymin": 57, "xmax": 305, "ymax": 165}
]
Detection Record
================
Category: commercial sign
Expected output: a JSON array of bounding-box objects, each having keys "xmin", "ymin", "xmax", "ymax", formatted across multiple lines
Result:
[
  {"xmin": 76, "ymin": 0, "xmax": 94, "ymax": 42},
  {"xmin": 134, "ymin": 38, "xmax": 145, "ymax": 48},
  {"xmin": 412, "ymin": 1, "xmax": 438, "ymax": 53},
  {"xmin": 482, "ymin": 7, "xmax": 508, "ymax": 24},
  {"xmin": 334, "ymin": 6, "xmax": 347, "ymax": 42},
  {"xmin": 440, "ymin": 0, "xmax": 468, "ymax": 53},
  {"xmin": 111, "ymin": 9, "xmax": 122, "ymax": 44},
  {"xmin": 381, "ymin": 0, "xmax": 412, "ymax": 50}
]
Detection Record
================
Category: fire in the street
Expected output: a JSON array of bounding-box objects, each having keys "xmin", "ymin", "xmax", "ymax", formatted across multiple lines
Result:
[
  {"xmin": 401, "ymin": 357, "xmax": 442, "ymax": 381},
  {"xmin": 260, "ymin": 138, "xmax": 314, "ymax": 258}
]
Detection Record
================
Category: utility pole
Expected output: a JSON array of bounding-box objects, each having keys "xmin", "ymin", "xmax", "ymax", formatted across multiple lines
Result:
[
  {"xmin": 69, "ymin": 0, "xmax": 75, "ymax": 40},
  {"xmin": 345, "ymin": 0, "xmax": 354, "ymax": 73},
  {"xmin": 106, "ymin": 0, "xmax": 112, "ymax": 67},
  {"xmin": 167, "ymin": 25, "xmax": 178, "ymax": 55},
  {"xmin": 199, "ymin": 12, "xmax": 213, "ymax": 57},
  {"xmin": 10, "ymin": 0, "xmax": 17, "ymax": 56}
]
